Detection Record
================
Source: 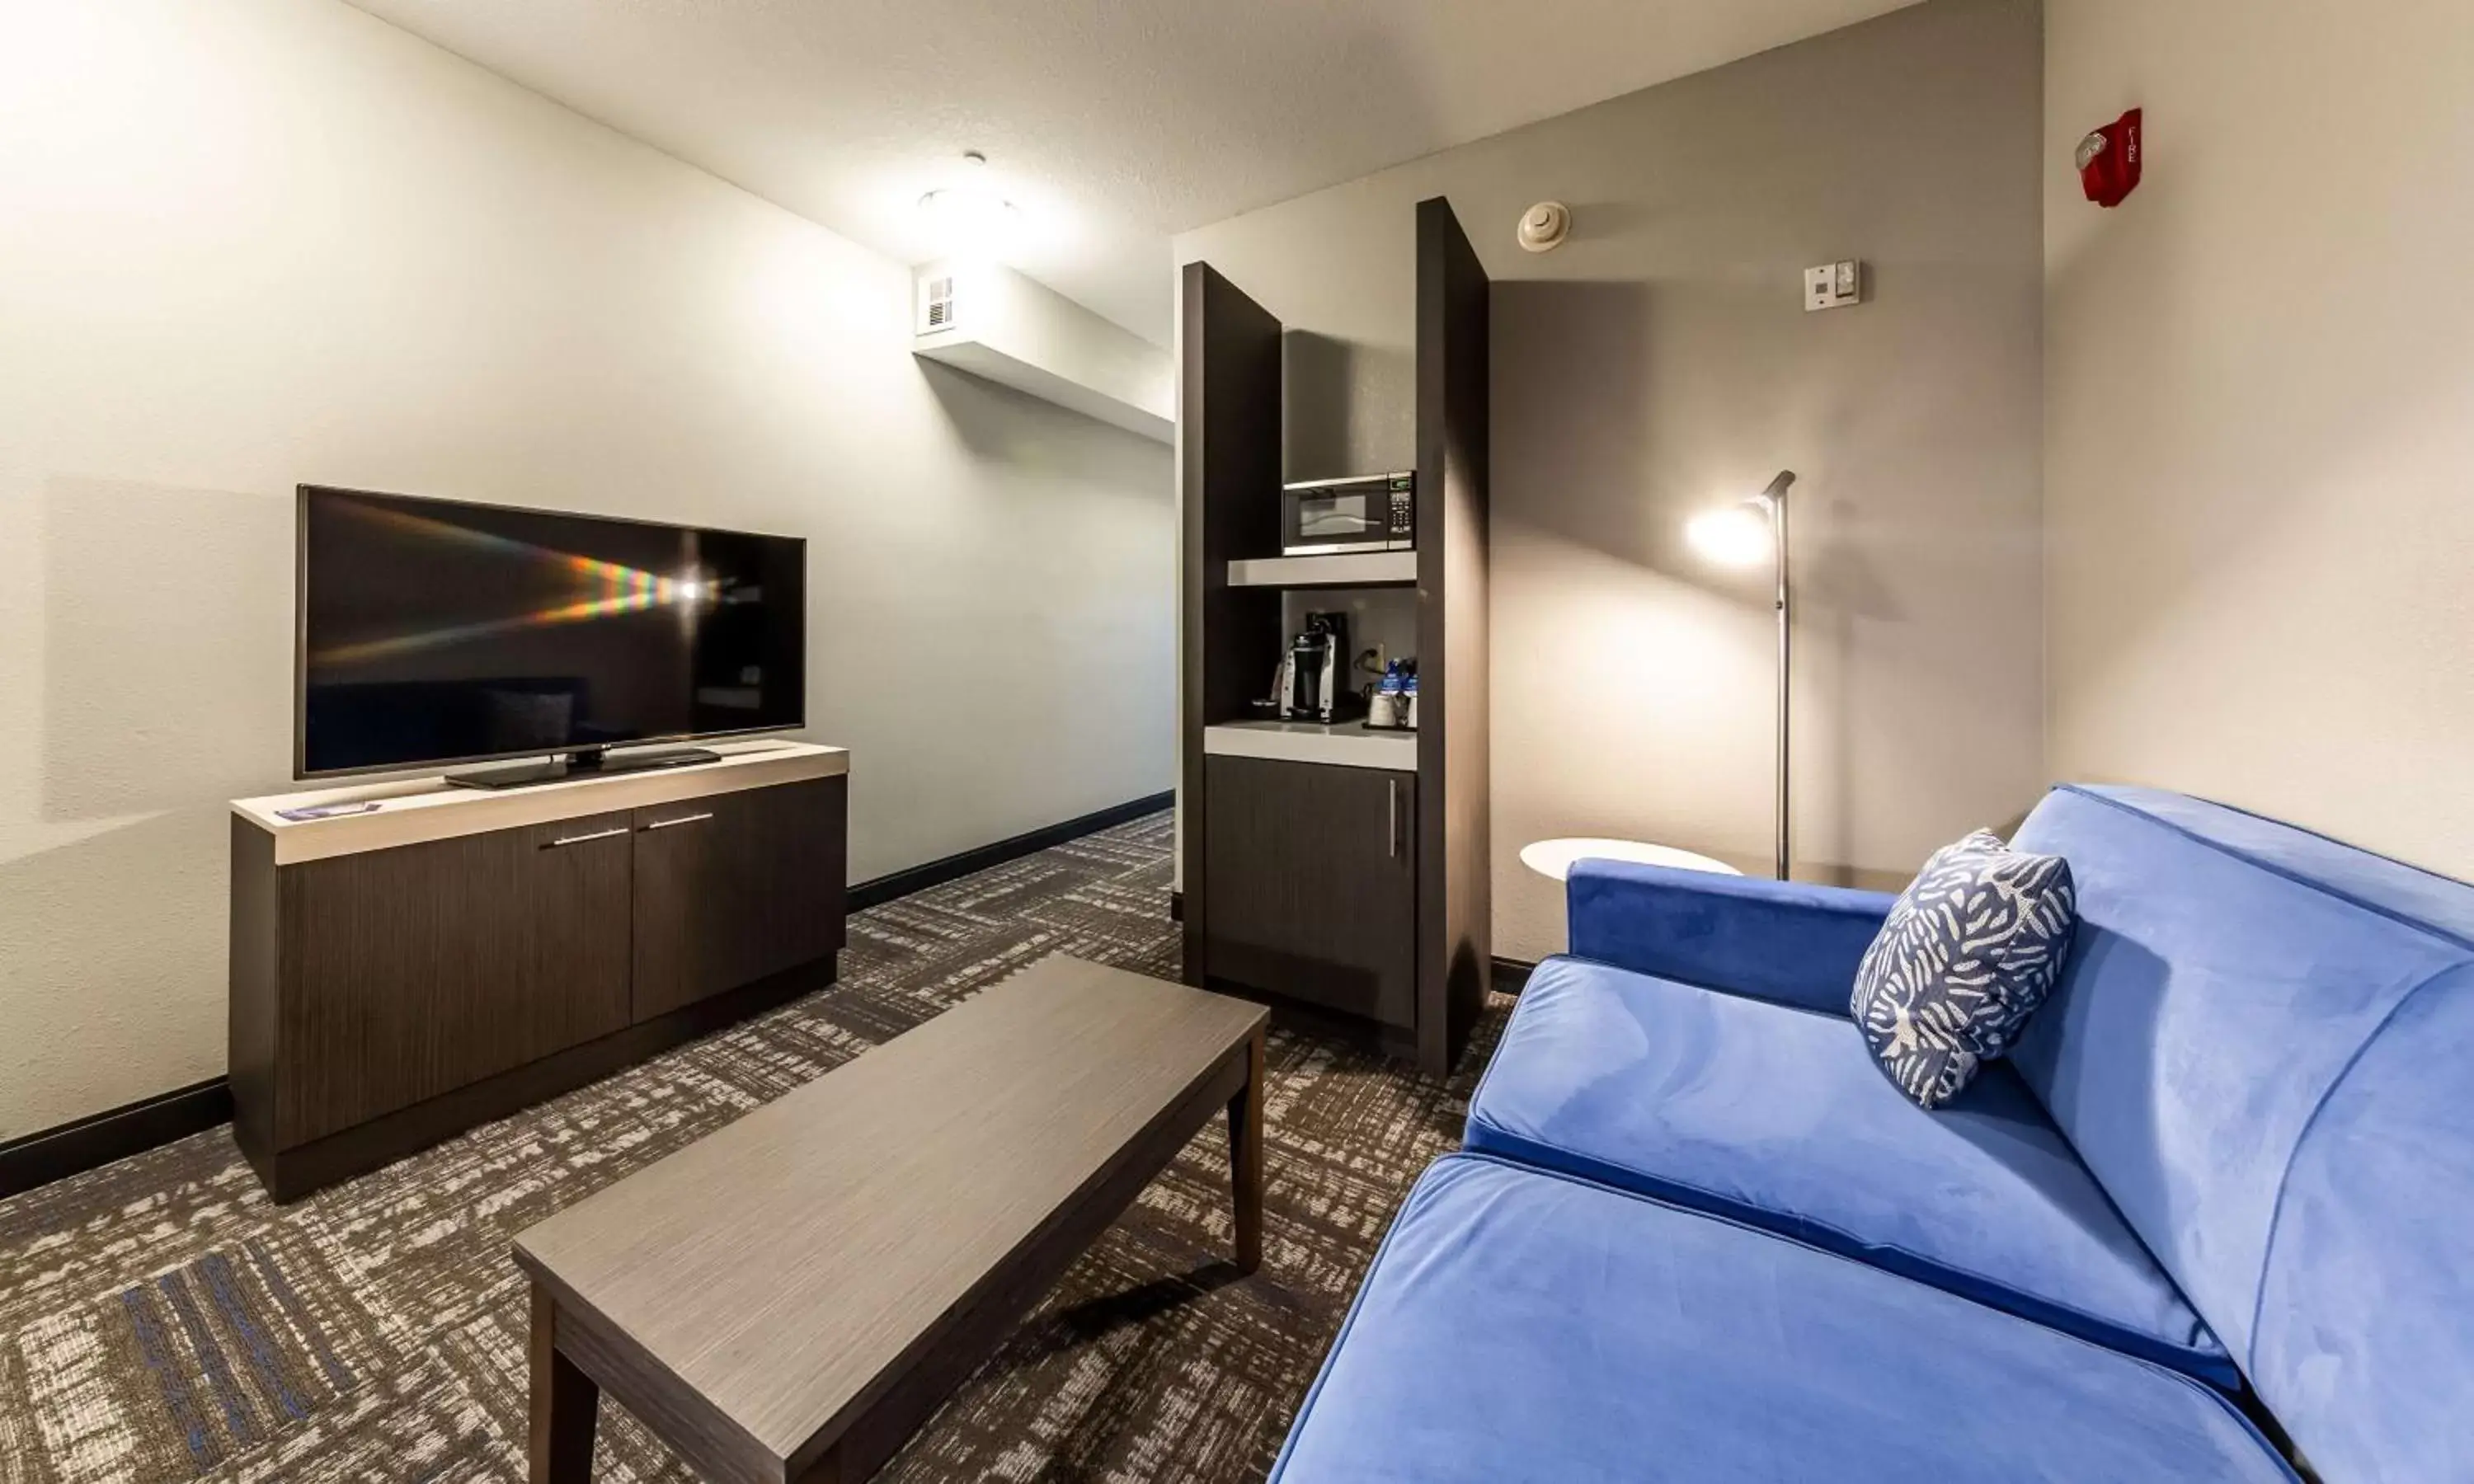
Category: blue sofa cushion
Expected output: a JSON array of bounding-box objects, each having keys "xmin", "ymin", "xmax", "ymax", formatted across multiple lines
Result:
[
  {"xmin": 1465, "ymin": 956, "xmax": 2236, "ymax": 1385},
  {"xmin": 1269, "ymin": 1155, "xmax": 2294, "ymax": 1484},
  {"xmin": 2009, "ymin": 784, "xmax": 2474, "ymax": 1483},
  {"xmin": 1850, "ymin": 829, "xmax": 2078, "ymax": 1106}
]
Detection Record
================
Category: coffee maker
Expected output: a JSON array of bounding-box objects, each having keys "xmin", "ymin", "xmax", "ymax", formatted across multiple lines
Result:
[{"xmin": 1279, "ymin": 611, "xmax": 1351, "ymax": 724}]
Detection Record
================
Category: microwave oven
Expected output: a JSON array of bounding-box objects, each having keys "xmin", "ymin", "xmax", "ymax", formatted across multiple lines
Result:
[{"xmin": 1281, "ymin": 472, "xmax": 1414, "ymax": 556}]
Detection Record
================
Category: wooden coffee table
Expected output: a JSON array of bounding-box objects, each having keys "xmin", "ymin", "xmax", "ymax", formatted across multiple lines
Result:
[{"xmin": 510, "ymin": 954, "xmax": 1270, "ymax": 1484}]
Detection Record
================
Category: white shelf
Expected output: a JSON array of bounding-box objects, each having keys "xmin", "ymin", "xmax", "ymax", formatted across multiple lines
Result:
[
  {"xmin": 1203, "ymin": 720, "xmax": 1417, "ymax": 773},
  {"xmin": 1227, "ymin": 551, "xmax": 1418, "ymax": 588}
]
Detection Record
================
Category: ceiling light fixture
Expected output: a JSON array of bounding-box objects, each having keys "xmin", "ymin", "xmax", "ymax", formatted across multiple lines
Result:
[{"xmin": 918, "ymin": 150, "xmax": 1020, "ymax": 254}]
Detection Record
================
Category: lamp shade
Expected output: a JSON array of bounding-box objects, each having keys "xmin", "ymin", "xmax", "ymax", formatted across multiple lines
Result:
[{"xmin": 1686, "ymin": 504, "xmax": 1774, "ymax": 566}]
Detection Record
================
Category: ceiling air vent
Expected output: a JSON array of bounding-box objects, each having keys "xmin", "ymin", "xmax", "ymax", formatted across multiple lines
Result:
[{"xmin": 917, "ymin": 275, "xmax": 957, "ymax": 334}]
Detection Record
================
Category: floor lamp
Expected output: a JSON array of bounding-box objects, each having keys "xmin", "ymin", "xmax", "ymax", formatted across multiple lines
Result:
[{"xmin": 1686, "ymin": 471, "xmax": 1796, "ymax": 881}]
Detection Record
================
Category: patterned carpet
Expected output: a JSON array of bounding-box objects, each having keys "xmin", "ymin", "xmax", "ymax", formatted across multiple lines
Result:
[{"xmin": 0, "ymin": 810, "xmax": 1507, "ymax": 1483}]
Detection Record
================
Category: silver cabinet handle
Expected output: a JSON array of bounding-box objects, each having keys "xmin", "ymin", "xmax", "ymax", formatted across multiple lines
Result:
[
  {"xmin": 543, "ymin": 826, "xmax": 628, "ymax": 848},
  {"xmin": 643, "ymin": 812, "xmax": 714, "ymax": 831},
  {"xmin": 1387, "ymin": 778, "xmax": 1399, "ymax": 860}
]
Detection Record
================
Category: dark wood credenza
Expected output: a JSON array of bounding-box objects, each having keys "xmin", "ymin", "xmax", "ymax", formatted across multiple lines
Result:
[{"xmin": 228, "ymin": 742, "xmax": 848, "ymax": 1202}]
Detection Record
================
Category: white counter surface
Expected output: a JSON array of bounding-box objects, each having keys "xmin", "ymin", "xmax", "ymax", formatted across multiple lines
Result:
[{"xmin": 1202, "ymin": 720, "xmax": 1417, "ymax": 773}]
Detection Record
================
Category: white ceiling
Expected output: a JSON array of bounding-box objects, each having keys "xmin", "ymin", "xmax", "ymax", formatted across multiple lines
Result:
[{"xmin": 344, "ymin": 0, "xmax": 1918, "ymax": 344}]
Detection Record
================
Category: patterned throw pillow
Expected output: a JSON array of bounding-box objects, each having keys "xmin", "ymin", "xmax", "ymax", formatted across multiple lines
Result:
[{"xmin": 1849, "ymin": 829, "xmax": 2078, "ymax": 1109}]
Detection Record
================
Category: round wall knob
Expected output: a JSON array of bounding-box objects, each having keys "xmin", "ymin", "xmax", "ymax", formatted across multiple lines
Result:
[{"xmin": 1517, "ymin": 201, "xmax": 1571, "ymax": 253}]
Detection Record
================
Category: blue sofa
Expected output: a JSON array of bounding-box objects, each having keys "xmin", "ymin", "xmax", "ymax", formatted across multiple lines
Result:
[{"xmin": 1270, "ymin": 786, "xmax": 2474, "ymax": 1482}]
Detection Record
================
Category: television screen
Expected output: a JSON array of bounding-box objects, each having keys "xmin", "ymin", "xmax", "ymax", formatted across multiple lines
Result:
[{"xmin": 297, "ymin": 486, "xmax": 806, "ymax": 777}]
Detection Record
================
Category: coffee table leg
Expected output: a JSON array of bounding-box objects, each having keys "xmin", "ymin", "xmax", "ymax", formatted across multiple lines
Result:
[
  {"xmin": 529, "ymin": 1280, "xmax": 600, "ymax": 1483},
  {"xmin": 1227, "ymin": 1027, "xmax": 1266, "ymax": 1275}
]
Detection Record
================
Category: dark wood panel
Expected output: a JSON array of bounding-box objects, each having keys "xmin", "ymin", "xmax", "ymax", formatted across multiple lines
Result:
[
  {"xmin": 1179, "ymin": 261, "xmax": 1286, "ymax": 989},
  {"xmin": 243, "ymin": 954, "xmax": 834, "ymax": 1204},
  {"xmin": 275, "ymin": 810, "xmax": 635, "ymax": 1145},
  {"xmin": 1415, "ymin": 195, "xmax": 1492, "ymax": 1076},
  {"xmin": 513, "ymin": 956, "xmax": 1268, "ymax": 1482},
  {"xmin": 632, "ymin": 776, "xmax": 847, "ymax": 1021},
  {"xmin": 228, "ymin": 817, "xmax": 280, "ymax": 1168},
  {"xmin": 1202, "ymin": 755, "xmax": 1417, "ymax": 1027}
]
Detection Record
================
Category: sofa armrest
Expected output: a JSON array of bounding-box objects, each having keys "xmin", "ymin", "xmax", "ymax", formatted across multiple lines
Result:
[{"xmin": 1565, "ymin": 861, "xmax": 1897, "ymax": 1017}]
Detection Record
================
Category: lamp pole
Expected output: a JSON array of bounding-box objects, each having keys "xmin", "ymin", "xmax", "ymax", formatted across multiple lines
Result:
[{"xmin": 1758, "ymin": 472, "xmax": 1795, "ymax": 882}]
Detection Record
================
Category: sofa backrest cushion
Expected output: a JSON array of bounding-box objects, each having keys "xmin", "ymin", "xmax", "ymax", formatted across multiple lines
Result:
[{"xmin": 2009, "ymin": 785, "xmax": 2474, "ymax": 1482}]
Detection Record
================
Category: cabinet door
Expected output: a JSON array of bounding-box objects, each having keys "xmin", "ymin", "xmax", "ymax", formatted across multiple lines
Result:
[
  {"xmin": 632, "ymin": 776, "xmax": 847, "ymax": 1021},
  {"xmin": 1204, "ymin": 756, "xmax": 1417, "ymax": 1027},
  {"xmin": 277, "ymin": 810, "xmax": 635, "ymax": 1145}
]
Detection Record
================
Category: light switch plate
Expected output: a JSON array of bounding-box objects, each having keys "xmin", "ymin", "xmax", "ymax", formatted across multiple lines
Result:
[{"xmin": 1805, "ymin": 260, "xmax": 1861, "ymax": 312}]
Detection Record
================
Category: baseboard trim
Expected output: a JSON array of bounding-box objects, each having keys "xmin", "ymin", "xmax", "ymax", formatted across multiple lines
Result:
[
  {"xmin": 848, "ymin": 791, "xmax": 1174, "ymax": 912},
  {"xmin": 1, "ymin": 791, "xmax": 1177, "ymax": 1204},
  {"xmin": 0, "ymin": 1077, "xmax": 233, "ymax": 1200},
  {"xmin": 1491, "ymin": 956, "xmax": 1538, "ymax": 995}
]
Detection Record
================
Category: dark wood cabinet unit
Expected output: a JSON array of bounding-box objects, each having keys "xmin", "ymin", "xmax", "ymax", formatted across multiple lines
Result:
[
  {"xmin": 1204, "ymin": 756, "xmax": 1417, "ymax": 1030},
  {"xmin": 1178, "ymin": 257, "xmax": 1286, "ymax": 993},
  {"xmin": 631, "ymin": 778, "xmax": 847, "ymax": 1021},
  {"xmin": 1179, "ymin": 199, "xmax": 1491, "ymax": 1075},
  {"xmin": 277, "ymin": 810, "xmax": 636, "ymax": 1146},
  {"xmin": 229, "ymin": 744, "xmax": 848, "ymax": 1201},
  {"xmin": 1413, "ymin": 195, "xmax": 1495, "ymax": 1072}
]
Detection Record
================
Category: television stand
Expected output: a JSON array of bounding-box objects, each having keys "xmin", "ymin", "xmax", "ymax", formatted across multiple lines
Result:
[
  {"xmin": 228, "ymin": 741, "xmax": 849, "ymax": 1200},
  {"xmin": 445, "ymin": 744, "xmax": 722, "ymax": 791}
]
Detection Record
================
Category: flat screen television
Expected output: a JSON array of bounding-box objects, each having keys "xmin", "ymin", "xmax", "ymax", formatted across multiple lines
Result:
[{"xmin": 296, "ymin": 485, "xmax": 806, "ymax": 783}]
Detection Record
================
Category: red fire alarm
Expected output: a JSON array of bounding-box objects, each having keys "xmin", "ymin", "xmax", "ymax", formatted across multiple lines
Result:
[{"xmin": 2077, "ymin": 108, "xmax": 2142, "ymax": 208}]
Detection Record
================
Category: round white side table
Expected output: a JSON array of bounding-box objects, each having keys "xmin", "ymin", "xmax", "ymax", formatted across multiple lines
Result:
[{"xmin": 1519, "ymin": 837, "xmax": 1743, "ymax": 882}]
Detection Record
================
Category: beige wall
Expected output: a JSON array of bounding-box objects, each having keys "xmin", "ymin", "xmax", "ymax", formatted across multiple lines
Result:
[
  {"xmin": 2044, "ymin": 2, "xmax": 2474, "ymax": 880},
  {"xmin": 1178, "ymin": 0, "xmax": 2047, "ymax": 960},
  {"xmin": 0, "ymin": 0, "xmax": 1173, "ymax": 1137}
]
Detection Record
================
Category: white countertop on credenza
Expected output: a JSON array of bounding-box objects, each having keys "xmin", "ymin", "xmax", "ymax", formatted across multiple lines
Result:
[
  {"xmin": 233, "ymin": 740, "xmax": 849, "ymax": 865},
  {"xmin": 1202, "ymin": 720, "xmax": 1417, "ymax": 773}
]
